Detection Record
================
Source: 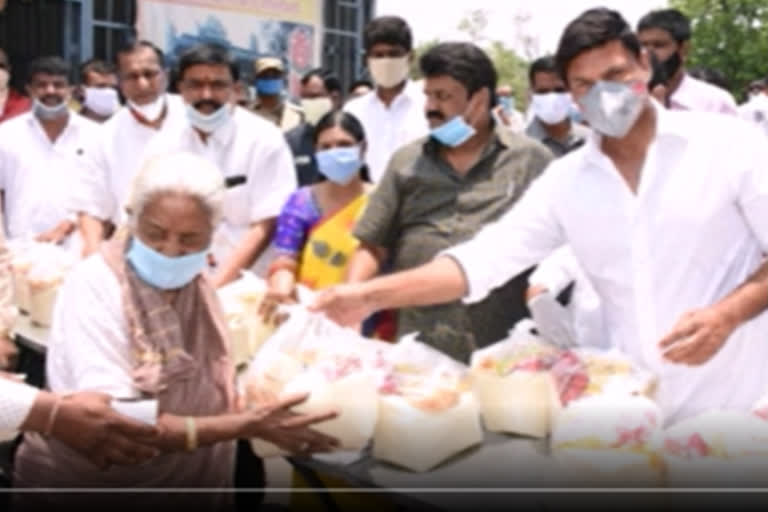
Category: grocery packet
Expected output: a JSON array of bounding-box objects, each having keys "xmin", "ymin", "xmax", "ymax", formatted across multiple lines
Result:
[
  {"xmin": 664, "ymin": 411, "xmax": 768, "ymax": 486},
  {"xmin": 7, "ymin": 240, "xmax": 76, "ymax": 326},
  {"xmin": 373, "ymin": 334, "xmax": 483, "ymax": 472},
  {"xmin": 243, "ymin": 306, "xmax": 390, "ymax": 457}
]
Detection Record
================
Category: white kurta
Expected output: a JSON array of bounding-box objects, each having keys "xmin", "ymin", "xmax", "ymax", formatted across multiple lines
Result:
[
  {"xmin": 445, "ymin": 103, "xmax": 768, "ymax": 423},
  {"xmin": 71, "ymin": 94, "xmax": 188, "ymax": 226},
  {"xmin": 344, "ymin": 80, "xmax": 430, "ymax": 183},
  {"xmin": 0, "ymin": 112, "xmax": 98, "ymax": 251},
  {"xmin": 144, "ymin": 106, "xmax": 297, "ymax": 272}
]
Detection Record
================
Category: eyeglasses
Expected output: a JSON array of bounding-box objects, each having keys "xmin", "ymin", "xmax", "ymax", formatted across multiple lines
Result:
[{"xmin": 182, "ymin": 79, "xmax": 233, "ymax": 93}]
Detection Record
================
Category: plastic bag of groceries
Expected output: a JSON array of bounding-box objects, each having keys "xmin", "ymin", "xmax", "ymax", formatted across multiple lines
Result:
[
  {"xmin": 7, "ymin": 241, "xmax": 76, "ymax": 326},
  {"xmin": 243, "ymin": 306, "xmax": 390, "ymax": 457},
  {"xmin": 663, "ymin": 411, "xmax": 768, "ymax": 486},
  {"xmin": 373, "ymin": 334, "xmax": 483, "ymax": 472},
  {"xmin": 216, "ymin": 272, "xmax": 274, "ymax": 368},
  {"xmin": 469, "ymin": 319, "xmax": 564, "ymax": 437},
  {"xmin": 550, "ymin": 394, "xmax": 664, "ymax": 486}
]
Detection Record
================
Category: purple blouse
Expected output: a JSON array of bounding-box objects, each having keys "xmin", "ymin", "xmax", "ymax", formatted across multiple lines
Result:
[{"xmin": 273, "ymin": 187, "xmax": 322, "ymax": 256}]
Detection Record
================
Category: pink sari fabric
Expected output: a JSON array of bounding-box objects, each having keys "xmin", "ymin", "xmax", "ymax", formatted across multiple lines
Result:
[{"xmin": 13, "ymin": 236, "xmax": 237, "ymax": 510}]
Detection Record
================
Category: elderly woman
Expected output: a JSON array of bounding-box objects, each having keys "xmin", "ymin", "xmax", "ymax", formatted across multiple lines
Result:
[{"xmin": 13, "ymin": 152, "xmax": 338, "ymax": 509}]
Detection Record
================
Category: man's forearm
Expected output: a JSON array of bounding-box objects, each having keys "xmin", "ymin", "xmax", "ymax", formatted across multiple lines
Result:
[
  {"xmin": 78, "ymin": 213, "xmax": 105, "ymax": 255},
  {"xmin": 345, "ymin": 244, "xmax": 386, "ymax": 283},
  {"xmin": 713, "ymin": 259, "xmax": 768, "ymax": 327},
  {"xmin": 360, "ymin": 255, "xmax": 468, "ymax": 312},
  {"xmin": 213, "ymin": 220, "xmax": 275, "ymax": 287}
]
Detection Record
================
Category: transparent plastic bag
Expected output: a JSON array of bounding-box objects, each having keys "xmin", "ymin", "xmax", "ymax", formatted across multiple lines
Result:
[
  {"xmin": 243, "ymin": 306, "xmax": 389, "ymax": 457},
  {"xmin": 373, "ymin": 334, "xmax": 483, "ymax": 472}
]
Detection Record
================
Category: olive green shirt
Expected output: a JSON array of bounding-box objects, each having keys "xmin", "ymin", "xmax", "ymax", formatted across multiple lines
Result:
[{"xmin": 354, "ymin": 126, "xmax": 554, "ymax": 362}]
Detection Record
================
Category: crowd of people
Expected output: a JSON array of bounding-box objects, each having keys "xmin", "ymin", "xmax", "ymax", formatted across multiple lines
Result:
[{"xmin": 0, "ymin": 3, "xmax": 768, "ymax": 506}]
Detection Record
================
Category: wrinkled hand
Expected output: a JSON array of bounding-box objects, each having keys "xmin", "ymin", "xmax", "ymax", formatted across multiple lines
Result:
[
  {"xmin": 309, "ymin": 284, "xmax": 373, "ymax": 328},
  {"xmin": 52, "ymin": 392, "xmax": 160, "ymax": 470},
  {"xmin": 658, "ymin": 307, "xmax": 738, "ymax": 366},
  {"xmin": 0, "ymin": 336, "xmax": 18, "ymax": 371},
  {"xmin": 245, "ymin": 392, "xmax": 339, "ymax": 455}
]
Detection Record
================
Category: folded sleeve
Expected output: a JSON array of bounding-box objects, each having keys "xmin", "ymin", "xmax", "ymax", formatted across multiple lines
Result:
[{"xmin": 0, "ymin": 378, "xmax": 40, "ymax": 432}]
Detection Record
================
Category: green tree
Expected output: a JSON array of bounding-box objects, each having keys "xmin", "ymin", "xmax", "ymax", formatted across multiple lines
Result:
[
  {"xmin": 486, "ymin": 40, "xmax": 531, "ymax": 110},
  {"xmin": 670, "ymin": 0, "xmax": 768, "ymax": 101},
  {"xmin": 410, "ymin": 39, "xmax": 440, "ymax": 80}
]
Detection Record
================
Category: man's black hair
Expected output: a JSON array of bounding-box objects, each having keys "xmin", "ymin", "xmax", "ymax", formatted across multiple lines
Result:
[
  {"xmin": 26, "ymin": 56, "xmax": 70, "ymax": 84},
  {"xmin": 528, "ymin": 56, "xmax": 560, "ymax": 85},
  {"xmin": 555, "ymin": 8, "xmax": 641, "ymax": 82},
  {"xmin": 115, "ymin": 38, "xmax": 166, "ymax": 70},
  {"xmin": 637, "ymin": 9, "xmax": 692, "ymax": 44},
  {"xmin": 80, "ymin": 58, "xmax": 117, "ymax": 84},
  {"xmin": 364, "ymin": 16, "xmax": 413, "ymax": 53},
  {"xmin": 177, "ymin": 43, "xmax": 239, "ymax": 82},
  {"xmin": 420, "ymin": 42, "xmax": 497, "ymax": 107}
]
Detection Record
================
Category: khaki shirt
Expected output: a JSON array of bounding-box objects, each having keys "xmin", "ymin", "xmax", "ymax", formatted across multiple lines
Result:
[
  {"xmin": 251, "ymin": 99, "xmax": 303, "ymax": 132},
  {"xmin": 354, "ymin": 126, "xmax": 554, "ymax": 362}
]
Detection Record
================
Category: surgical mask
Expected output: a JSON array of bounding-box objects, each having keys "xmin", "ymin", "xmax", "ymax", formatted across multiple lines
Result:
[
  {"xmin": 315, "ymin": 146, "xmax": 362, "ymax": 185},
  {"xmin": 578, "ymin": 80, "xmax": 647, "ymax": 139},
  {"xmin": 301, "ymin": 97, "xmax": 333, "ymax": 125},
  {"xmin": 531, "ymin": 92, "xmax": 572, "ymax": 125},
  {"xmin": 185, "ymin": 103, "xmax": 231, "ymax": 133},
  {"xmin": 368, "ymin": 57, "xmax": 410, "ymax": 89},
  {"xmin": 430, "ymin": 115, "xmax": 476, "ymax": 147},
  {"xmin": 0, "ymin": 68, "xmax": 9, "ymax": 91},
  {"xmin": 126, "ymin": 235, "xmax": 209, "ymax": 290},
  {"xmin": 83, "ymin": 87, "xmax": 120, "ymax": 117},
  {"xmin": 498, "ymin": 96, "xmax": 514, "ymax": 113},
  {"xmin": 255, "ymin": 78, "xmax": 283, "ymax": 96},
  {"xmin": 32, "ymin": 97, "xmax": 69, "ymax": 120},
  {"xmin": 128, "ymin": 94, "xmax": 166, "ymax": 122}
]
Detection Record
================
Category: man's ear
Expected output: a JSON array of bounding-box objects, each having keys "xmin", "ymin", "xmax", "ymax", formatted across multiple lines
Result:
[{"xmin": 679, "ymin": 40, "xmax": 691, "ymax": 62}]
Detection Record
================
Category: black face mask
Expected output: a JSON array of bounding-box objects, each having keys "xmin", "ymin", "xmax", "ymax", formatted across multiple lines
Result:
[{"xmin": 661, "ymin": 51, "xmax": 683, "ymax": 81}]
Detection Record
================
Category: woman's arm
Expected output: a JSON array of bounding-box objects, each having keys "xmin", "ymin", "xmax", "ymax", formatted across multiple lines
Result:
[{"xmin": 153, "ymin": 392, "xmax": 339, "ymax": 454}]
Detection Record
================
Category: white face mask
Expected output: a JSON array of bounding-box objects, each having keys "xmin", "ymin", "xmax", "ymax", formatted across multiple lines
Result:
[
  {"xmin": 300, "ymin": 97, "xmax": 333, "ymax": 125},
  {"xmin": 531, "ymin": 92, "xmax": 573, "ymax": 125},
  {"xmin": 84, "ymin": 87, "xmax": 120, "ymax": 117},
  {"xmin": 0, "ymin": 68, "xmax": 9, "ymax": 92},
  {"xmin": 368, "ymin": 56, "xmax": 410, "ymax": 89},
  {"xmin": 185, "ymin": 103, "xmax": 231, "ymax": 134},
  {"xmin": 128, "ymin": 94, "xmax": 166, "ymax": 122}
]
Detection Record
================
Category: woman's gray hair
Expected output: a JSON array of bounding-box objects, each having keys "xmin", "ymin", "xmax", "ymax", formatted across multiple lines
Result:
[{"xmin": 126, "ymin": 151, "xmax": 225, "ymax": 228}]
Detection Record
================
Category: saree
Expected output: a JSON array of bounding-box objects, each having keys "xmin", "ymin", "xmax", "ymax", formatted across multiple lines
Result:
[{"xmin": 297, "ymin": 193, "xmax": 368, "ymax": 290}]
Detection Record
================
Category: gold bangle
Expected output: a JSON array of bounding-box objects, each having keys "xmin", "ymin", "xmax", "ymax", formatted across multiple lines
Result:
[
  {"xmin": 185, "ymin": 417, "xmax": 197, "ymax": 451},
  {"xmin": 44, "ymin": 397, "xmax": 62, "ymax": 438}
]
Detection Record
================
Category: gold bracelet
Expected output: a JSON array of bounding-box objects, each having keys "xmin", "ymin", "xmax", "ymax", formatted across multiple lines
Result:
[
  {"xmin": 44, "ymin": 397, "xmax": 62, "ymax": 438},
  {"xmin": 185, "ymin": 417, "xmax": 197, "ymax": 452}
]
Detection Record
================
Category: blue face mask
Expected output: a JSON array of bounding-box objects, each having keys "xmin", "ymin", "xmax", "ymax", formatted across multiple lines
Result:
[
  {"xmin": 315, "ymin": 146, "xmax": 362, "ymax": 185},
  {"xmin": 255, "ymin": 78, "xmax": 284, "ymax": 96},
  {"xmin": 126, "ymin": 236, "xmax": 209, "ymax": 290},
  {"xmin": 499, "ymin": 96, "xmax": 514, "ymax": 113},
  {"xmin": 430, "ymin": 116, "xmax": 477, "ymax": 148}
]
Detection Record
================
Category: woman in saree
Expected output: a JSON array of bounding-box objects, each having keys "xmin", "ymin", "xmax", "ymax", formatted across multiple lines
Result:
[
  {"xmin": 12, "ymin": 152, "xmax": 339, "ymax": 510},
  {"xmin": 267, "ymin": 110, "xmax": 371, "ymax": 301}
]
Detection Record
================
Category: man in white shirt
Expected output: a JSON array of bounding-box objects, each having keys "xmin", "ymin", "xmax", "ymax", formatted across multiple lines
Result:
[
  {"xmin": 637, "ymin": 9, "xmax": 738, "ymax": 115},
  {"xmin": 344, "ymin": 16, "xmax": 430, "ymax": 183},
  {"xmin": 75, "ymin": 40, "xmax": 188, "ymax": 256},
  {"xmin": 0, "ymin": 56, "xmax": 97, "ymax": 252},
  {"xmin": 148, "ymin": 43, "xmax": 296, "ymax": 287},
  {"xmin": 311, "ymin": 8, "xmax": 768, "ymax": 424}
]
